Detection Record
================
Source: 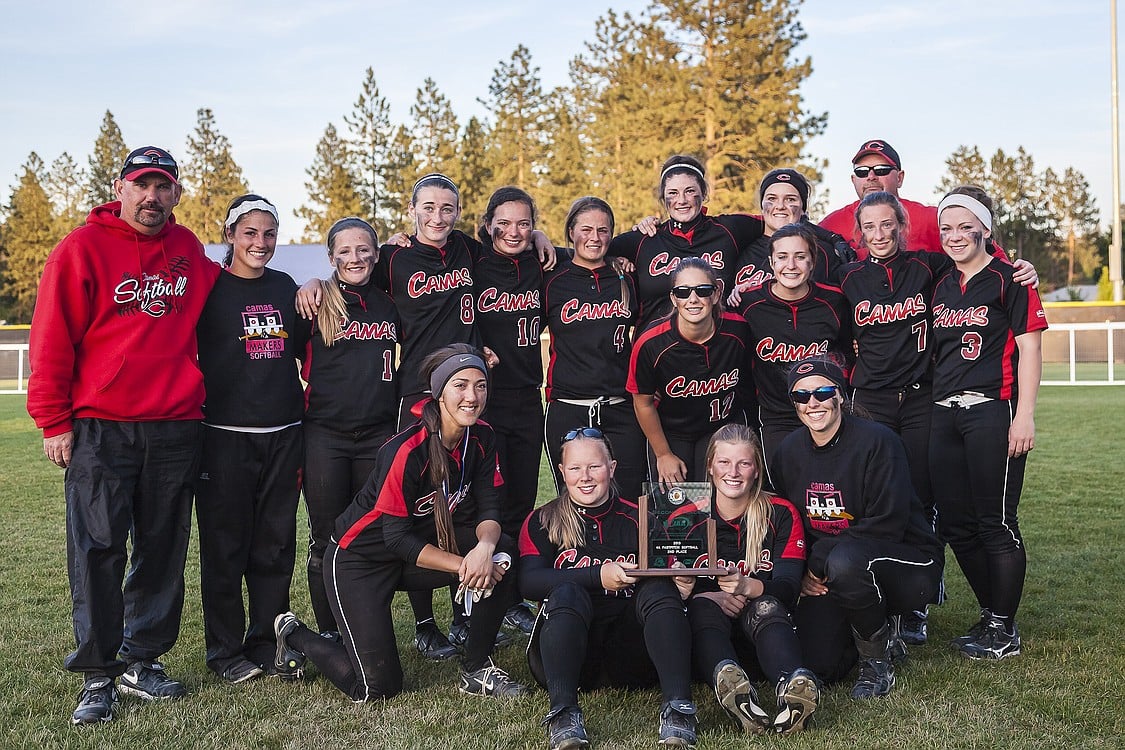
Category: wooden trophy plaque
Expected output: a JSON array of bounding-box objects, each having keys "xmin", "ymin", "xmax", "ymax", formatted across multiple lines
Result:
[{"xmin": 633, "ymin": 481, "xmax": 727, "ymax": 577}]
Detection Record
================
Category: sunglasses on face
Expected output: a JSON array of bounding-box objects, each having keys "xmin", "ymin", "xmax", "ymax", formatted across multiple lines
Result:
[
  {"xmin": 789, "ymin": 385, "xmax": 839, "ymax": 404},
  {"xmin": 671, "ymin": 283, "xmax": 716, "ymax": 299},
  {"xmin": 853, "ymin": 165, "xmax": 896, "ymax": 178},
  {"xmin": 562, "ymin": 426, "xmax": 605, "ymax": 443}
]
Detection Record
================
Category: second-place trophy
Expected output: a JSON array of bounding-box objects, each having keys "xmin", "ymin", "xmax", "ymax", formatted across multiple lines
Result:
[{"xmin": 633, "ymin": 481, "xmax": 728, "ymax": 577}]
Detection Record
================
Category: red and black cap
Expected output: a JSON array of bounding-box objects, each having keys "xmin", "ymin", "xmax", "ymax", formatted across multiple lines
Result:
[
  {"xmin": 120, "ymin": 146, "xmax": 179, "ymax": 184},
  {"xmin": 851, "ymin": 139, "xmax": 901, "ymax": 170}
]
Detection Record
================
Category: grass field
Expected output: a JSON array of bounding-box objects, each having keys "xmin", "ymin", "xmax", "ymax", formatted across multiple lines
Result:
[{"xmin": 1, "ymin": 390, "xmax": 1122, "ymax": 749}]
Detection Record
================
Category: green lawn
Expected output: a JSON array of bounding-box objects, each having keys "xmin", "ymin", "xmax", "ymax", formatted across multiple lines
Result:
[{"xmin": 1, "ymin": 390, "xmax": 1122, "ymax": 749}]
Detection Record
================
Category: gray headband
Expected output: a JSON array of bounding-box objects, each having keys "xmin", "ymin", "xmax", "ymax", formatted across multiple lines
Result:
[{"xmin": 430, "ymin": 353, "xmax": 488, "ymax": 398}]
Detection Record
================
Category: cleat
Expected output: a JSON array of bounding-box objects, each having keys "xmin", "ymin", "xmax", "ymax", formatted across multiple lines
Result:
[
  {"xmin": 119, "ymin": 660, "xmax": 187, "ymax": 700},
  {"xmin": 502, "ymin": 602, "xmax": 537, "ymax": 635},
  {"xmin": 220, "ymin": 657, "xmax": 264, "ymax": 685},
  {"xmin": 273, "ymin": 611, "xmax": 307, "ymax": 680},
  {"xmin": 712, "ymin": 660, "xmax": 768, "ymax": 734},
  {"xmin": 458, "ymin": 658, "xmax": 530, "ymax": 697},
  {"xmin": 773, "ymin": 668, "xmax": 819, "ymax": 734},
  {"xmin": 415, "ymin": 621, "xmax": 459, "ymax": 661},
  {"xmin": 886, "ymin": 615, "xmax": 909, "ymax": 664},
  {"xmin": 958, "ymin": 617, "xmax": 1021, "ymax": 660},
  {"xmin": 899, "ymin": 609, "xmax": 928, "ymax": 645},
  {"xmin": 851, "ymin": 623, "xmax": 895, "ymax": 699},
  {"xmin": 657, "ymin": 700, "xmax": 698, "ymax": 747},
  {"xmin": 950, "ymin": 609, "xmax": 993, "ymax": 650},
  {"xmin": 449, "ymin": 621, "xmax": 516, "ymax": 651},
  {"xmin": 543, "ymin": 705, "xmax": 590, "ymax": 750},
  {"xmin": 71, "ymin": 677, "xmax": 117, "ymax": 725}
]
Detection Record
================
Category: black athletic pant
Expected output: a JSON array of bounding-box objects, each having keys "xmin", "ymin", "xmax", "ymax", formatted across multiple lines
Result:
[
  {"xmin": 853, "ymin": 384, "xmax": 935, "ymax": 522},
  {"xmin": 527, "ymin": 579, "xmax": 692, "ymax": 712},
  {"xmin": 930, "ymin": 399, "xmax": 1027, "ymax": 620},
  {"xmin": 64, "ymin": 418, "xmax": 199, "ymax": 678},
  {"xmin": 483, "ymin": 387, "xmax": 543, "ymax": 538},
  {"xmin": 196, "ymin": 424, "xmax": 303, "ymax": 673},
  {"xmin": 544, "ymin": 399, "xmax": 646, "ymax": 500},
  {"xmin": 759, "ymin": 409, "xmax": 802, "ymax": 483},
  {"xmin": 308, "ymin": 529, "xmax": 518, "ymax": 701},
  {"xmin": 795, "ymin": 537, "xmax": 942, "ymax": 684},
  {"xmin": 303, "ymin": 420, "xmax": 393, "ymax": 633},
  {"xmin": 688, "ymin": 594, "xmax": 803, "ymax": 684}
]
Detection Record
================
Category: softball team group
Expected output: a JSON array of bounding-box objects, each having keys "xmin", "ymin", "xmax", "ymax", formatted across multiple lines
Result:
[{"xmin": 178, "ymin": 145, "xmax": 1044, "ymax": 748}]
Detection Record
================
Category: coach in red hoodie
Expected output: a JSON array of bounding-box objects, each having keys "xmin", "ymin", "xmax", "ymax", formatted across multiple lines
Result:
[{"xmin": 27, "ymin": 147, "xmax": 219, "ymax": 725}]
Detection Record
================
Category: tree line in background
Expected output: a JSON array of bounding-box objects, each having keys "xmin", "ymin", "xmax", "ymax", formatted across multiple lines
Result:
[{"xmin": 0, "ymin": 0, "xmax": 1108, "ymax": 323}]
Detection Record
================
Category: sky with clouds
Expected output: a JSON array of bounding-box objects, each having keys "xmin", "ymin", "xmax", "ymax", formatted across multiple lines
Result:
[{"xmin": 0, "ymin": 0, "xmax": 1110, "ymax": 242}]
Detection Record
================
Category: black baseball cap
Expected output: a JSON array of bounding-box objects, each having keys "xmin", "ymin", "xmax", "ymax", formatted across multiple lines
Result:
[
  {"xmin": 120, "ymin": 146, "xmax": 179, "ymax": 183},
  {"xmin": 852, "ymin": 139, "xmax": 901, "ymax": 170}
]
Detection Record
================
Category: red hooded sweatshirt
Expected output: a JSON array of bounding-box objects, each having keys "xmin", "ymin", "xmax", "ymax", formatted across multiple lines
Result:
[{"xmin": 27, "ymin": 202, "xmax": 220, "ymax": 437}]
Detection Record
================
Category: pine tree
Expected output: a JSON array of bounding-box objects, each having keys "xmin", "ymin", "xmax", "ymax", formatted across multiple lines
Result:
[
  {"xmin": 538, "ymin": 88, "xmax": 591, "ymax": 240},
  {"xmin": 382, "ymin": 124, "xmax": 416, "ymax": 238},
  {"xmin": 86, "ymin": 110, "xmax": 128, "ymax": 209},
  {"xmin": 409, "ymin": 77, "xmax": 460, "ymax": 177},
  {"xmin": 1047, "ymin": 166, "xmax": 1101, "ymax": 284},
  {"xmin": 343, "ymin": 67, "xmax": 393, "ymax": 237},
  {"xmin": 176, "ymin": 108, "xmax": 249, "ymax": 244},
  {"xmin": 938, "ymin": 145, "xmax": 988, "ymax": 196},
  {"xmin": 651, "ymin": 0, "xmax": 826, "ymax": 212},
  {"xmin": 44, "ymin": 152, "xmax": 87, "ymax": 236},
  {"xmin": 296, "ymin": 123, "xmax": 365, "ymax": 243},
  {"xmin": 0, "ymin": 153, "xmax": 56, "ymax": 322},
  {"xmin": 457, "ymin": 116, "xmax": 494, "ymax": 233},
  {"xmin": 571, "ymin": 9, "xmax": 692, "ymax": 222},
  {"xmin": 479, "ymin": 45, "xmax": 549, "ymax": 190}
]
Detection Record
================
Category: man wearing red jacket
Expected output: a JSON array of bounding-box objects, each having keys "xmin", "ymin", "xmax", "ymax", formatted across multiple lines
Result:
[
  {"xmin": 27, "ymin": 147, "xmax": 219, "ymax": 725},
  {"xmin": 819, "ymin": 139, "xmax": 942, "ymax": 258}
]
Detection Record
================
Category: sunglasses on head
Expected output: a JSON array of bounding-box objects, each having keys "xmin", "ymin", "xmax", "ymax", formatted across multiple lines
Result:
[
  {"xmin": 789, "ymin": 385, "xmax": 839, "ymax": 404},
  {"xmin": 562, "ymin": 426, "xmax": 605, "ymax": 443},
  {"xmin": 670, "ymin": 283, "xmax": 716, "ymax": 299},
  {"xmin": 853, "ymin": 165, "xmax": 896, "ymax": 178}
]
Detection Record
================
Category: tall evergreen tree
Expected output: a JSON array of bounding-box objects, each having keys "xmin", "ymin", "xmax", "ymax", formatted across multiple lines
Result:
[
  {"xmin": 1046, "ymin": 166, "xmax": 1101, "ymax": 285},
  {"xmin": 177, "ymin": 108, "xmax": 249, "ymax": 244},
  {"xmin": 86, "ymin": 110, "xmax": 128, "ymax": 209},
  {"xmin": 478, "ymin": 45, "xmax": 549, "ymax": 190},
  {"xmin": 44, "ymin": 152, "xmax": 87, "ymax": 236},
  {"xmin": 409, "ymin": 77, "xmax": 460, "ymax": 178},
  {"xmin": 538, "ymin": 88, "xmax": 591, "ymax": 239},
  {"xmin": 382, "ymin": 124, "xmax": 417, "ymax": 238},
  {"xmin": 0, "ymin": 153, "xmax": 56, "ymax": 322},
  {"xmin": 939, "ymin": 145, "xmax": 989, "ymax": 196},
  {"xmin": 296, "ymin": 123, "xmax": 365, "ymax": 243},
  {"xmin": 343, "ymin": 67, "xmax": 393, "ymax": 237},
  {"xmin": 652, "ymin": 0, "xmax": 826, "ymax": 212},
  {"xmin": 458, "ymin": 116, "xmax": 493, "ymax": 233}
]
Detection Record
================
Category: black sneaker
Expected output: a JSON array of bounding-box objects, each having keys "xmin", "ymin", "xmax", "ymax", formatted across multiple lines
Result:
[
  {"xmin": 712, "ymin": 660, "xmax": 768, "ymax": 734},
  {"xmin": 900, "ymin": 609, "xmax": 928, "ymax": 645},
  {"xmin": 71, "ymin": 677, "xmax": 117, "ymax": 725},
  {"xmin": 657, "ymin": 700, "xmax": 698, "ymax": 747},
  {"xmin": 220, "ymin": 657, "xmax": 264, "ymax": 685},
  {"xmin": 543, "ymin": 705, "xmax": 590, "ymax": 750},
  {"xmin": 773, "ymin": 668, "xmax": 819, "ymax": 734},
  {"xmin": 958, "ymin": 617, "xmax": 1021, "ymax": 660},
  {"xmin": 503, "ymin": 602, "xmax": 537, "ymax": 635},
  {"xmin": 850, "ymin": 658, "xmax": 894, "ymax": 699},
  {"xmin": 413, "ymin": 621, "xmax": 458, "ymax": 660},
  {"xmin": 950, "ymin": 609, "xmax": 993, "ymax": 649},
  {"xmin": 272, "ymin": 611, "xmax": 307, "ymax": 679},
  {"xmin": 458, "ymin": 658, "xmax": 530, "ymax": 697},
  {"xmin": 449, "ymin": 621, "xmax": 516, "ymax": 651},
  {"xmin": 119, "ymin": 660, "xmax": 187, "ymax": 700}
]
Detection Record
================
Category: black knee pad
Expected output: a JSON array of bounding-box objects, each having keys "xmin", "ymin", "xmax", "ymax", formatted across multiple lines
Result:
[{"xmin": 741, "ymin": 595, "xmax": 793, "ymax": 641}]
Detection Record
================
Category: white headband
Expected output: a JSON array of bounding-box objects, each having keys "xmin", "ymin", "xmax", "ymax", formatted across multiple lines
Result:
[
  {"xmin": 225, "ymin": 199, "xmax": 279, "ymax": 230},
  {"xmin": 937, "ymin": 194, "xmax": 992, "ymax": 231},
  {"xmin": 660, "ymin": 162, "xmax": 706, "ymax": 183},
  {"xmin": 413, "ymin": 173, "xmax": 458, "ymax": 195}
]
